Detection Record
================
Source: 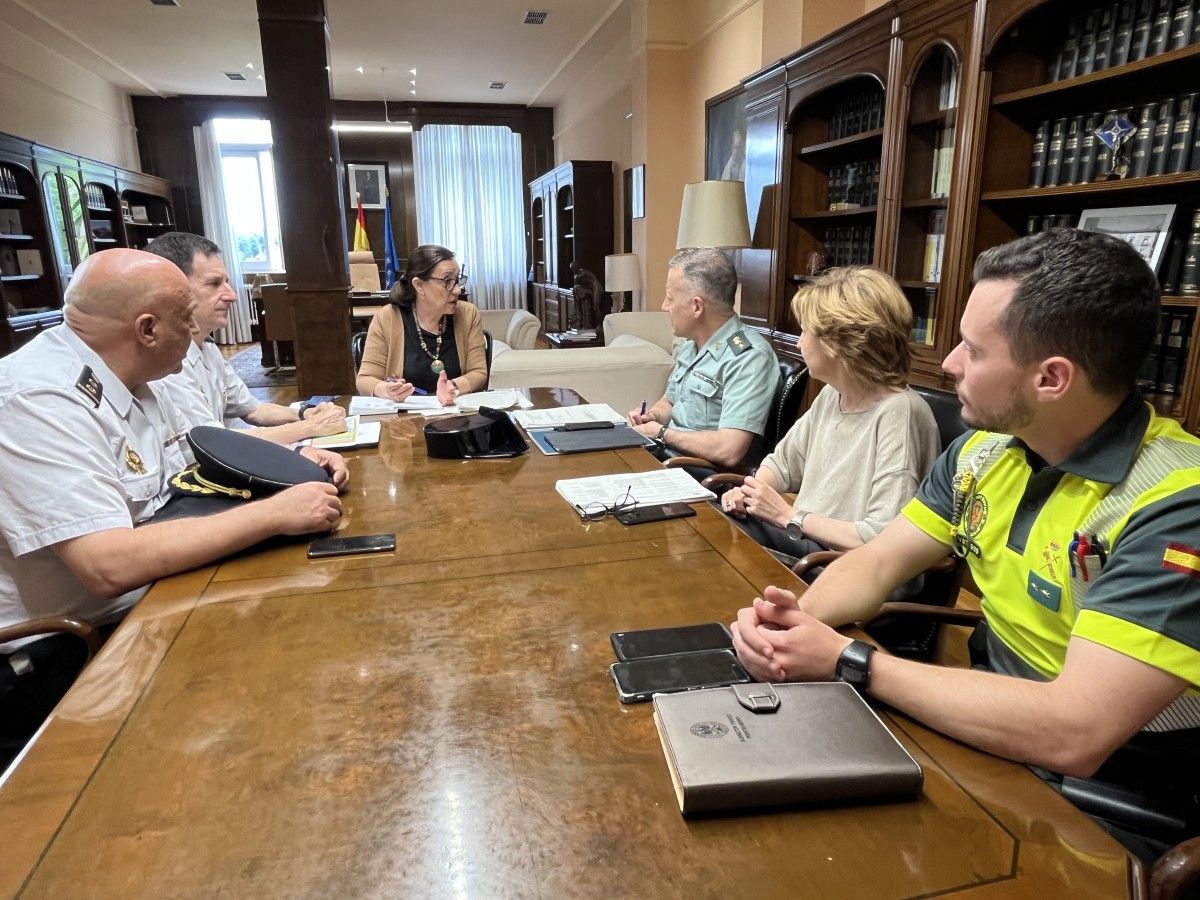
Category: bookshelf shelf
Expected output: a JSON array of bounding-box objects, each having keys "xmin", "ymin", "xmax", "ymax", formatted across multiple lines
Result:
[
  {"xmin": 993, "ymin": 44, "xmax": 1200, "ymax": 109},
  {"xmin": 1163, "ymin": 295, "xmax": 1200, "ymax": 309},
  {"xmin": 86, "ymin": 205, "xmax": 112, "ymax": 214},
  {"xmin": 0, "ymin": 233, "xmax": 33, "ymax": 241},
  {"xmin": 0, "ymin": 191, "xmax": 23, "ymax": 202},
  {"xmin": 898, "ymin": 280, "xmax": 940, "ymax": 290},
  {"xmin": 983, "ymin": 170, "xmax": 1200, "ymax": 201},
  {"xmin": 902, "ymin": 197, "xmax": 949, "ymax": 209},
  {"xmin": 791, "ymin": 205, "xmax": 879, "ymax": 221},
  {"xmin": 797, "ymin": 128, "xmax": 884, "ymax": 159},
  {"xmin": 1, "ymin": 274, "xmax": 40, "ymax": 282}
]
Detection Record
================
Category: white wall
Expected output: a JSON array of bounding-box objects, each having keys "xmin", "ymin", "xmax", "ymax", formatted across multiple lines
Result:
[{"xmin": 0, "ymin": 27, "xmax": 138, "ymax": 169}]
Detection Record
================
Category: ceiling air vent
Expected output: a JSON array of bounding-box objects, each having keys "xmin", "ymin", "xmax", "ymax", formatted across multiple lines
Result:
[
  {"xmin": 523, "ymin": 10, "xmax": 549, "ymax": 25},
  {"xmin": 149, "ymin": 0, "xmax": 180, "ymax": 6},
  {"xmin": 224, "ymin": 71, "xmax": 247, "ymax": 81},
  {"xmin": 489, "ymin": 81, "xmax": 507, "ymax": 90}
]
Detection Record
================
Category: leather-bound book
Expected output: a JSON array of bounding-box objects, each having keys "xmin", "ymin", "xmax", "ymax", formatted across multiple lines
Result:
[
  {"xmin": 1150, "ymin": 99, "xmax": 1177, "ymax": 176},
  {"xmin": 1149, "ymin": 0, "xmax": 1175, "ymax": 55},
  {"xmin": 1111, "ymin": 0, "xmax": 1137, "ymax": 65},
  {"xmin": 1130, "ymin": 103, "xmax": 1159, "ymax": 178},
  {"xmin": 1130, "ymin": 0, "xmax": 1156, "ymax": 60},
  {"xmin": 1169, "ymin": 94, "xmax": 1197, "ymax": 173},
  {"xmin": 1058, "ymin": 15, "xmax": 1083, "ymax": 78},
  {"xmin": 1045, "ymin": 118, "xmax": 1068, "ymax": 185},
  {"xmin": 652, "ymin": 683, "xmax": 924, "ymax": 815},
  {"xmin": 1078, "ymin": 113, "xmax": 1102, "ymax": 183},
  {"xmin": 1029, "ymin": 120, "xmax": 1051, "ymax": 187},
  {"xmin": 1062, "ymin": 116, "xmax": 1085, "ymax": 184},
  {"xmin": 1168, "ymin": 0, "xmax": 1195, "ymax": 49},
  {"xmin": 1094, "ymin": 4, "xmax": 1119, "ymax": 69},
  {"xmin": 1181, "ymin": 210, "xmax": 1200, "ymax": 295},
  {"xmin": 1076, "ymin": 11, "xmax": 1100, "ymax": 76}
]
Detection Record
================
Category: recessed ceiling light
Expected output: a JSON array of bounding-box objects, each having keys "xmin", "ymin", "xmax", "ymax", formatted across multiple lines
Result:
[
  {"xmin": 245, "ymin": 62, "xmax": 254, "ymax": 69},
  {"xmin": 224, "ymin": 72, "xmax": 247, "ymax": 81},
  {"xmin": 149, "ymin": 0, "xmax": 180, "ymax": 7},
  {"xmin": 409, "ymin": 68, "xmax": 416, "ymax": 75},
  {"xmin": 355, "ymin": 65, "xmax": 364, "ymax": 74},
  {"xmin": 410, "ymin": 89, "xmax": 416, "ymax": 95}
]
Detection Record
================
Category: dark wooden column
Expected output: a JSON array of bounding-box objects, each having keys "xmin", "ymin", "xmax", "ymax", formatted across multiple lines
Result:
[{"xmin": 257, "ymin": 0, "xmax": 353, "ymax": 395}]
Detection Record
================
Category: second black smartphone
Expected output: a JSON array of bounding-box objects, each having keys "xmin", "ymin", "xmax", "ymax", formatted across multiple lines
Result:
[
  {"xmin": 610, "ymin": 649, "xmax": 750, "ymax": 703},
  {"xmin": 307, "ymin": 533, "xmax": 396, "ymax": 559},
  {"xmin": 610, "ymin": 622, "xmax": 734, "ymax": 661},
  {"xmin": 614, "ymin": 502, "xmax": 696, "ymax": 525}
]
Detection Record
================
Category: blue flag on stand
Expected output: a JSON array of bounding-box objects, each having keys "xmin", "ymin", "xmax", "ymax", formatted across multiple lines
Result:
[{"xmin": 383, "ymin": 190, "xmax": 400, "ymax": 289}]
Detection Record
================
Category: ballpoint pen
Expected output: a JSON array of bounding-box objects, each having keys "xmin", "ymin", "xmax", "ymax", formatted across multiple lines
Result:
[
  {"xmin": 386, "ymin": 375, "xmax": 428, "ymax": 395},
  {"xmin": 639, "ymin": 400, "xmax": 647, "ymax": 417}
]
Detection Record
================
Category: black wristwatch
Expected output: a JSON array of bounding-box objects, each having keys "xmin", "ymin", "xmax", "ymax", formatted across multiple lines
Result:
[
  {"xmin": 297, "ymin": 403, "xmax": 310, "ymax": 420},
  {"xmin": 655, "ymin": 423, "xmax": 668, "ymax": 446},
  {"xmin": 835, "ymin": 640, "xmax": 875, "ymax": 693}
]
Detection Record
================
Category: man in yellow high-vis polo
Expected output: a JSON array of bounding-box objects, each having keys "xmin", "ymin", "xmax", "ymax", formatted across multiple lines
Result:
[{"xmin": 731, "ymin": 227, "xmax": 1200, "ymax": 862}]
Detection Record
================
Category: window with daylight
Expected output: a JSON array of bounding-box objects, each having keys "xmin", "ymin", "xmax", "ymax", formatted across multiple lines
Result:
[{"xmin": 213, "ymin": 118, "xmax": 284, "ymax": 273}]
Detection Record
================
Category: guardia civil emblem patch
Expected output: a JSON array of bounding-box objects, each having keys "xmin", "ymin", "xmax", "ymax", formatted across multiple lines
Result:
[{"xmin": 966, "ymin": 494, "xmax": 988, "ymax": 536}]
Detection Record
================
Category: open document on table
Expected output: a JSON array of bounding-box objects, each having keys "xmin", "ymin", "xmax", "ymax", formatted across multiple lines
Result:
[
  {"xmin": 512, "ymin": 403, "xmax": 625, "ymax": 430},
  {"xmin": 556, "ymin": 469, "xmax": 716, "ymax": 517}
]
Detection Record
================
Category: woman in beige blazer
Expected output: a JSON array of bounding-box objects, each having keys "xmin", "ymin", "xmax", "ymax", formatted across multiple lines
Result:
[{"xmin": 355, "ymin": 244, "xmax": 487, "ymax": 405}]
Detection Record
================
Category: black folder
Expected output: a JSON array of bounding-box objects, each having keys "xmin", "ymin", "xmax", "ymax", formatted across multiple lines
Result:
[{"xmin": 545, "ymin": 424, "xmax": 655, "ymax": 454}]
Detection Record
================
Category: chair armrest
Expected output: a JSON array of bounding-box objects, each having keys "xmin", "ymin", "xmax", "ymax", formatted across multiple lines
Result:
[
  {"xmin": 663, "ymin": 456, "xmax": 717, "ymax": 470},
  {"xmin": 702, "ymin": 473, "xmax": 747, "ymax": 492},
  {"xmin": 791, "ymin": 550, "xmax": 845, "ymax": 577},
  {"xmin": 0, "ymin": 616, "xmax": 102, "ymax": 660},
  {"xmin": 1151, "ymin": 835, "xmax": 1200, "ymax": 900},
  {"xmin": 865, "ymin": 602, "xmax": 984, "ymax": 628}
]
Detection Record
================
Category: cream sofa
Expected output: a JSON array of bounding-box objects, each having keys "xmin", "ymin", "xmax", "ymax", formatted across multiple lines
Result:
[
  {"xmin": 479, "ymin": 308, "xmax": 540, "ymax": 351},
  {"xmin": 488, "ymin": 312, "xmax": 676, "ymax": 411}
]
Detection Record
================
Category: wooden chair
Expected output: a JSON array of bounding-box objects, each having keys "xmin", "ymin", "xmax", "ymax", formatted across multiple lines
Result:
[
  {"xmin": 348, "ymin": 250, "xmax": 381, "ymax": 293},
  {"xmin": 261, "ymin": 283, "xmax": 296, "ymax": 373}
]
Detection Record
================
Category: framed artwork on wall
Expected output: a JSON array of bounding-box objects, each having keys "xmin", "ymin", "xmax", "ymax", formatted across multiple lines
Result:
[
  {"xmin": 347, "ymin": 163, "xmax": 386, "ymax": 209},
  {"xmin": 705, "ymin": 88, "xmax": 747, "ymax": 182}
]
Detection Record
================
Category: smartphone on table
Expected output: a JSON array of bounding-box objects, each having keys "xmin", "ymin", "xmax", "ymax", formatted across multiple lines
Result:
[
  {"xmin": 307, "ymin": 533, "xmax": 396, "ymax": 559},
  {"xmin": 614, "ymin": 502, "xmax": 696, "ymax": 525},
  {"xmin": 610, "ymin": 648, "xmax": 750, "ymax": 704},
  {"xmin": 610, "ymin": 623, "xmax": 734, "ymax": 661}
]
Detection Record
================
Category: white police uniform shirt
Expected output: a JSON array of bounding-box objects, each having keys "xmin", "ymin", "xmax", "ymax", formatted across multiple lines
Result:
[
  {"xmin": 159, "ymin": 338, "xmax": 259, "ymax": 429},
  {"xmin": 0, "ymin": 326, "xmax": 191, "ymax": 645}
]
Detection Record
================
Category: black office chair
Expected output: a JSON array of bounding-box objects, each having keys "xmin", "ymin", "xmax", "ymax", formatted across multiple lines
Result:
[
  {"xmin": 484, "ymin": 329, "xmax": 494, "ymax": 376},
  {"xmin": 351, "ymin": 330, "xmax": 368, "ymax": 371},
  {"xmin": 0, "ymin": 616, "xmax": 103, "ymax": 769}
]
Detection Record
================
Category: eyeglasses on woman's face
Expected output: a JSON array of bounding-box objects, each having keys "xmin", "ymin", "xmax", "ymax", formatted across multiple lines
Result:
[{"xmin": 422, "ymin": 269, "xmax": 468, "ymax": 291}]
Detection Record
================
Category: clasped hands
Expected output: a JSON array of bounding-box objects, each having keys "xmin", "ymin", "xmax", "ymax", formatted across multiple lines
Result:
[
  {"xmin": 731, "ymin": 585, "xmax": 852, "ymax": 683},
  {"xmin": 721, "ymin": 475, "xmax": 793, "ymax": 526},
  {"xmin": 374, "ymin": 371, "xmax": 459, "ymax": 406}
]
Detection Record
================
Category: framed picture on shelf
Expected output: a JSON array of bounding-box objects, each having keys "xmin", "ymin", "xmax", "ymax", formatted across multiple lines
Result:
[
  {"xmin": 0, "ymin": 208, "xmax": 22, "ymax": 234},
  {"xmin": 347, "ymin": 163, "xmax": 386, "ymax": 209},
  {"xmin": 130, "ymin": 205, "xmax": 150, "ymax": 224},
  {"xmin": 120, "ymin": 199, "xmax": 132, "ymax": 222},
  {"xmin": 0, "ymin": 245, "xmax": 17, "ymax": 275},
  {"xmin": 1077, "ymin": 204, "xmax": 1177, "ymax": 274},
  {"xmin": 16, "ymin": 249, "xmax": 42, "ymax": 276}
]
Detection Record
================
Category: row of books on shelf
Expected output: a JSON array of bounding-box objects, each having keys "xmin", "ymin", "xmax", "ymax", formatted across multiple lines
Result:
[
  {"xmin": 929, "ymin": 124, "xmax": 955, "ymax": 199},
  {"xmin": 828, "ymin": 89, "xmax": 884, "ymax": 141},
  {"xmin": 84, "ymin": 184, "xmax": 107, "ymax": 209},
  {"xmin": 922, "ymin": 210, "xmax": 947, "ymax": 283},
  {"xmin": 1141, "ymin": 308, "xmax": 1195, "ymax": 406},
  {"xmin": 0, "ymin": 167, "xmax": 19, "ymax": 196},
  {"xmin": 1029, "ymin": 92, "xmax": 1199, "ymax": 188},
  {"xmin": 1049, "ymin": 0, "xmax": 1200, "ymax": 84},
  {"xmin": 827, "ymin": 161, "xmax": 880, "ymax": 208},
  {"xmin": 822, "ymin": 225, "xmax": 875, "ymax": 268},
  {"xmin": 1164, "ymin": 208, "xmax": 1200, "ymax": 294}
]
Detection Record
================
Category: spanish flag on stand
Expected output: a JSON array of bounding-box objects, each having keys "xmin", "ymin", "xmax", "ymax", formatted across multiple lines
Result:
[{"xmin": 353, "ymin": 194, "xmax": 370, "ymax": 252}]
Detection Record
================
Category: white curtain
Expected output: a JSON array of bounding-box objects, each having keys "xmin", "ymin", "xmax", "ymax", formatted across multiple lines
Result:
[
  {"xmin": 412, "ymin": 124, "xmax": 525, "ymax": 310},
  {"xmin": 193, "ymin": 121, "xmax": 252, "ymax": 343}
]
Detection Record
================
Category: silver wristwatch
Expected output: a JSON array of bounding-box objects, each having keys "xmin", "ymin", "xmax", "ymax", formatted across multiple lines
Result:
[{"xmin": 785, "ymin": 510, "xmax": 809, "ymax": 541}]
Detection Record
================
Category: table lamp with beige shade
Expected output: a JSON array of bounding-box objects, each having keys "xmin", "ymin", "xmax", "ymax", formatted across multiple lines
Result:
[
  {"xmin": 604, "ymin": 252, "xmax": 642, "ymax": 312},
  {"xmin": 675, "ymin": 179, "xmax": 752, "ymax": 312}
]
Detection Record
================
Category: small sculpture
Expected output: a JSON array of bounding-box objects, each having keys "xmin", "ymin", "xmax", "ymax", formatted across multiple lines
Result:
[{"xmin": 570, "ymin": 263, "xmax": 607, "ymax": 331}]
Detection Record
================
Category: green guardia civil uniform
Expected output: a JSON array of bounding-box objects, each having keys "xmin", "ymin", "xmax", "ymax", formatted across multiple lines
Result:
[
  {"xmin": 666, "ymin": 314, "xmax": 780, "ymax": 442},
  {"xmin": 902, "ymin": 392, "xmax": 1200, "ymax": 730}
]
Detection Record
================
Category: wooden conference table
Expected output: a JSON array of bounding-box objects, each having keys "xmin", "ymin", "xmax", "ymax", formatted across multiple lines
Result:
[{"xmin": 0, "ymin": 389, "xmax": 1141, "ymax": 898}]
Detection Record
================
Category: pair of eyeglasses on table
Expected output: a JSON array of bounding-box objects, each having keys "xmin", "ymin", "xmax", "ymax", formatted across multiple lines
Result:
[{"xmin": 574, "ymin": 486, "xmax": 637, "ymax": 522}]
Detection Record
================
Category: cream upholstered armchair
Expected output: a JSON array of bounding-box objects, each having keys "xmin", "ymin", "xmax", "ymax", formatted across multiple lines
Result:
[
  {"xmin": 478, "ymin": 308, "xmax": 540, "ymax": 352},
  {"xmin": 348, "ymin": 251, "xmax": 381, "ymax": 293}
]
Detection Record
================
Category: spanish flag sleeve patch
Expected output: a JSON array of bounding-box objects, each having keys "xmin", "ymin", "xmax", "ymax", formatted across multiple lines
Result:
[{"xmin": 1162, "ymin": 543, "xmax": 1200, "ymax": 579}]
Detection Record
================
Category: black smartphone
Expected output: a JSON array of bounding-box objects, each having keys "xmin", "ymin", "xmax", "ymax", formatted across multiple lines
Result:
[
  {"xmin": 609, "ymin": 649, "xmax": 750, "ymax": 704},
  {"xmin": 553, "ymin": 421, "xmax": 615, "ymax": 431},
  {"xmin": 615, "ymin": 502, "xmax": 696, "ymax": 525},
  {"xmin": 610, "ymin": 623, "xmax": 734, "ymax": 662},
  {"xmin": 307, "ymin": 533, "xmax": 396, "ymax": 559}
]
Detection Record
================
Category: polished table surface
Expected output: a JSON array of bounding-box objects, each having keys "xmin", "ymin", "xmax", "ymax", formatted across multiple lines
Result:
[{"xmin": 1, "ymin": 389, "xmax": 1142, "ymax": 898}]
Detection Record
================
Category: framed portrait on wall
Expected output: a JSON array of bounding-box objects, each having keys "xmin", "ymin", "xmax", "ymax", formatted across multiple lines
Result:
[
  {"xmin": 705, "ymin": 88, "xmax": 747, "ymax": 182},
  {"xmin": 347, "ymin": 163, "xmax": 386, "ymax": 209}
]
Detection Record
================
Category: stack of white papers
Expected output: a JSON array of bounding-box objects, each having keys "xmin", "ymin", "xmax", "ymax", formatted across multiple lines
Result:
[
  {"xmin": 305, "ymin": 415, "xmax": 381, "ymax": 449},
  {"xmin": 555, "ymin": 469, "xmax": 715, "ymax": 517},
  {"xmin": 348, "ymin": 395, "xmax": 450, "ymax": 415},
  {"xmin": 512, "ymin": 403, "xmax": 625, "ymax": 431}
]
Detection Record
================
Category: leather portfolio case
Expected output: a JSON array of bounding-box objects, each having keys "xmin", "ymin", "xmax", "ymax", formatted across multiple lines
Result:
[{"xmin": 652, "ymin": 682, "xmax": 923, "ymax": 814}]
